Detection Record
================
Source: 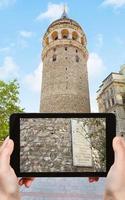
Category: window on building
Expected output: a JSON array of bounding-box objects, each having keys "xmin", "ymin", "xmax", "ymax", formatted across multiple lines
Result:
[
  {"xmin": 104, "ymin": 101, "xmax": 107, "ymax": 110},
  {"xmin": 53, "ymin": 48, "xmax": 56, "ymax": 52},
  {"xmin": 76, "ymin": 49, "xmax": 78, "ymax": 53},
  {"xmin": 112, "ymin": 98, "xmax": 115, "ymax": 105},
  {"xmin": 108, "ymin": 99, "xmax": 110, "ymax": 107},
  {"xmin": 110, "ymin": 88, "xmax": 113, "ymax": 95},
  {"xmin": 76, "ymin": 55, "xmax": 80, "ymax": 62},
  {"xmin": 122, "ymin": 95, "xmax": 125, "ymax": 104},
  {"xmin": 65, "ymin": 47, "xmax": 67, "ymax": 51},
  {"xmin": 53, "ymin": 55, "xmax": 56, "ymax": 62}
]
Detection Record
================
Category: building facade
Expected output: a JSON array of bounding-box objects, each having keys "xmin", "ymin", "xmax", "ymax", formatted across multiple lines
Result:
[
  {"xmin": 40, "ymin": 10, "xmax": 90, "ymax": 113},
  {"xmin": 97, "ymin": 64, "xmax": 125, "ymax": 136}
]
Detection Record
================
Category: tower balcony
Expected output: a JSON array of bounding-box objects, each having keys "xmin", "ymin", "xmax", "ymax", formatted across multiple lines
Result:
[{"xmin": 42, "ymin": 39, "xmax": 88, "ymax": 60}]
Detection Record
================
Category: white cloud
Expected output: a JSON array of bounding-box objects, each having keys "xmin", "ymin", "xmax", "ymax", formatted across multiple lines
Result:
[
  {"xmin": 19, "ymin": 31, "xmax": 33, "ymax": 38},
  {"xmin": 87, "ymin": 53, "xmax": 106, "ymax": 112},
  {"xmin": 90, "ymin": 94, "xmax": 99, "ymax": 112},
  {"xmin": 102, "ymin": 0, "xmax": 125, "ymax": 8},
  {"xmin": 115, "ymin": 36, "xmax": 125, "ymax": 45},
  {"xmin": 0, "ymin": 47, "xmax": 10, "ymax": 53},
  {"xmin": 96, "ymin": 34, "xmax": 104, "ymax": 49},
  {"xmin": 87, "ymin": 52, "xmax": 106, "ymax": 80},
  {"xmin": 0, "ymin": 56, "xmax": 19, "ymax": 80},
  {"xmin": 24, "ymin": 62, "xmax": 43, "ymax": 92},
  {"xmin": 36, "ymin": 2, "xmax": 68, "ymax": 21},
  {"xmin": 0, "ymin": 0, "xmax": 16, "ymax": 8}
]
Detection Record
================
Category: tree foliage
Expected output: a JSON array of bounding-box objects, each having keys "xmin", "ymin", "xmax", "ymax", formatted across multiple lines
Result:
[{"xmin": 0, "ymin": 79, "xmax": 24, "ymax": 141}]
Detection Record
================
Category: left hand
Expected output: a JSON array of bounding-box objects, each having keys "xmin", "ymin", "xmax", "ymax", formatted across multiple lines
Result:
[
  {"xmin": 18, "ymin": 177, "xmax": 35, "ymax": 187},
  {"xmin": 0, "ymin": 137, "xmax": 20, "ymax": 200}
]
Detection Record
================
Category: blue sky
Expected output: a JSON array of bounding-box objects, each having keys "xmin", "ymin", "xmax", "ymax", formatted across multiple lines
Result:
[{"xmin": 0, "ymin": 0, "xmax": 125, "ymax": 112}]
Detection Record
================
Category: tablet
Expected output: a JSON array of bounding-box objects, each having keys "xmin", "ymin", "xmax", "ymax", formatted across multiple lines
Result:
[{"xmin": 10, "ymin": 113, "xmax": 116, "ymax": 177}]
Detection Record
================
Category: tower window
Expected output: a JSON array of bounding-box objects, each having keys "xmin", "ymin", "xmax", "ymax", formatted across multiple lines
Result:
[
  {"xmin": 76, "ymin": 55, "xmax": 80, "ymax": 62},
  {"xmin": 65, "ymin": 47, "xmax": 67, "ymax": 51},
  {"xmin": 61, "ymin": 29, "xmax": 69, "ymax": 39},
  {"xmin": 81, "ymin": 37, "xmax": 84, "ymax": 45},
  {"xmin": 45, "ymin": 37, "xmax": 49, "ymax": 46},
  {"xmin": 51, "ymin": 31, "xmax": 58, "ymax": 41},
  {"xmin": 53, "ymin": 55, "xmax": 56, "ymax": 62},
  {"xmin": 76, "ymin": 49, "xmax": 78, "ymax": 53},
  {"xmin": 53, "ymin": 48, "xmax": 56, "ymax": 52},
  {"xmin": 72, "ymin": 31, "xmax": 78, "ymax": 41}
]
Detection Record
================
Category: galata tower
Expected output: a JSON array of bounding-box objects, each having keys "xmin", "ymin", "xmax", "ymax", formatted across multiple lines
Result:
[{"xmin": 40, "ymin": 9, "xmax": 90, "ymax": 113}]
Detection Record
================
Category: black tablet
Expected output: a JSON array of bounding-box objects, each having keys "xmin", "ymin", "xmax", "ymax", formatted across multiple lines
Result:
[{"xmin": 10, "ymin": 113, "xmax": 116, "ymax": 177}]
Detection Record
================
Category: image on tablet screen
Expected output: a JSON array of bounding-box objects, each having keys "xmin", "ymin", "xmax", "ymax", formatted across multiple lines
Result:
[{"xmin": 20, "ymin": 118, "xmax": 106, "ymax": 173}]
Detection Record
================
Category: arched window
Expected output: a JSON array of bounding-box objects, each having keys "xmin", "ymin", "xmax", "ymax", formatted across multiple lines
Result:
[
  {"xmin": 72, "ymin": 31, "xmax": 78, "ymax": 41},
  {"xmin": 53, "ymin": 55, "xmax": 56, "ymax": 62},
  {"xmin": 65, "ymin": 47, "xmax": 67, "ymax": 51},
  {"xmin": 81, "ymin": 37, "xmax": 84, "ymax": 45},
  {"xmin": 76, "ymin": 55, "xmax": 80, "ymax": 62},
  {"xmin": 51, "ymin": 31, "xmax": 58, "ymax": 41},
  {"xmin": 45, "ymin": 37, "xmax": 49, "ymax": 46},
  {"xmin": 61, "ymin": 29, "xmax": 69, "ymax": 39}
]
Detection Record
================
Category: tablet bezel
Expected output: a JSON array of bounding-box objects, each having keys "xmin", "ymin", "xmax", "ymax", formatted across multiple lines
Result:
[{"xmin": 10, "ymin": 113, "xmax": 116, "ymax": 177}]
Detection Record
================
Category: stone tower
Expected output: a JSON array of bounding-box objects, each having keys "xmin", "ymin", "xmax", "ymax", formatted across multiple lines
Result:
[{"xmin": 40, "ymin": 10, "xmax": 90, "ymax": 113}]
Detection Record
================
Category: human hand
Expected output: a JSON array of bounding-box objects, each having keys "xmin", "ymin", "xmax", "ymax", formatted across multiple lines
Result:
[
  {"xmin": 18, "ymin": 177, "xmax": 35, "ymax": 187},
  {"xmin": 104, "ymin": 136, "xmax": 125, "ymax": 200},
  {"xmin": 88, "ymin": 177, "xmax": 99, "ymax": 183},
  {"xmin": 0, "ymin": 137, "xmax": 20, "ymax": 200}
]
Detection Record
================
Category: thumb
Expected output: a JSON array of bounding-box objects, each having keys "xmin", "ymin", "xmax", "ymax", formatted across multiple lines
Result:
[
  {"xmin": 0, "ymin": 139, "xmax": 14, "ymax": 170},
  {"xmin": 113, "ymin": 136, "xmax": 125, "ymax": 166}
]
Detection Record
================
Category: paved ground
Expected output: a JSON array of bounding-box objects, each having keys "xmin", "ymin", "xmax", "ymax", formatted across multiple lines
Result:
[{"xmin": 20, "ymin": 178, "xmax": 105, "ymax": 200}]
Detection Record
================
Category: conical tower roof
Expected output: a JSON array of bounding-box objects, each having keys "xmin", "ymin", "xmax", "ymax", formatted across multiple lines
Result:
[{"xmin": 46, "ymin": 7, "xmax": 83, "ymax": 32}]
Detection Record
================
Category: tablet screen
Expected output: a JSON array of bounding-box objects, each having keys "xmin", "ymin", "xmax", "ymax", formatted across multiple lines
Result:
[{"xmin": 10, "ymin": 113, "xmax": 116, "ymax": 177}]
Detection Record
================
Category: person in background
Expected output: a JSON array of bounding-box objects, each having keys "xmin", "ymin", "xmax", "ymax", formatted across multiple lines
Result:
[{"xmin": 0, "ymin": 136, "xmax": 125, "ymax": 200}]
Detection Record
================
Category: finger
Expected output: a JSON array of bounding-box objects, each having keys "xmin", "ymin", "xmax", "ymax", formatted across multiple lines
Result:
[
  {"xmin": 113, "ymin": 136, "xmax": 125, "ymax": 166},
  {"xmin": 18, "ymin": 179, "xmax": 23, "ymax": 186},
  {"xmin": 0, "ymin": 136, "xmax": 9, "ymax": 152},
  {"xmin": 88, "ymin": 177, "xmax": 99, "ymax": 183},
  {"xmin": 24, "ymin": 179, "xmax": 34, "ymax": 187},
  {"xmin": 120, "ymin": 137, "xmax": 125, "ymax": 148},
  {"xmin": 18, "ymin": 177, "xmax": 35, "ymax": 187},
  {"xmin": 0, "ymin": 139, "xmax": 14, "ymax": 170}
]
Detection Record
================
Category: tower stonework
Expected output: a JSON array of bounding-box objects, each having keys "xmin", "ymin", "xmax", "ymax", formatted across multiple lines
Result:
[
  {"xmin": 34, "ymin": 12, "xmax": 95, "ymax": 172},
  {"xmin": 40, "ymin": 13, "xmax": 90, "ymax": 113}
]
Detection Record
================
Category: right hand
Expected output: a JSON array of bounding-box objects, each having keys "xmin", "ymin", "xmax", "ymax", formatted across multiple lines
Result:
[{"xmin": 104, "ymin": 136, "xmax": 125, "ymax": 200}]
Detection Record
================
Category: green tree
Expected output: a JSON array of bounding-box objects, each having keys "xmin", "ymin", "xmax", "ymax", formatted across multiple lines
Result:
[{"xmin": 0, "ymin": 79, "xmax": 24, "ymax": 141}]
